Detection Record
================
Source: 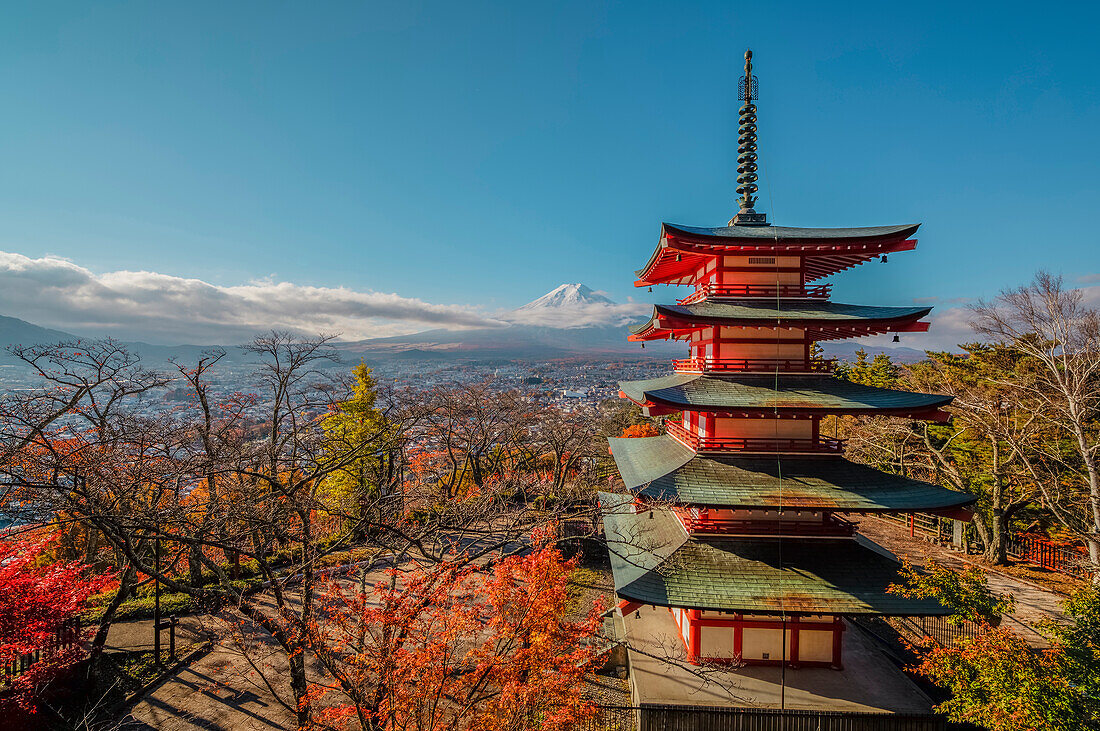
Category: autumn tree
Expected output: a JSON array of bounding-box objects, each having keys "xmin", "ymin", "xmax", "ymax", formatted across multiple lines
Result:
[
  {"xmin": 907, "ymin": 345, "xmax": 1041, "ymax": 563},
  {"xmin": 972, "ymin": 272, "xmax": 1100, "ymax": 572},
  {"xmin": 1, "ymin": 337, "xmax": 609, "ymax": 728},
  {"xmin": 311, "ymin": 537, "xmax": 602, "ymax": 731},
  {"xmin": 321, "ymin": 362, "xmax": 401, "ymax": 525},
  {"xmin": 620, "ymin": 423, "xmax": 659, "ymax": 439},
  {"xmin": 0, "ymin": 531, "xmax": 112, "ymax": 720},
  {"xmin": 912, "ymin": 587, "xmax": 1100, "ymax": 731}
]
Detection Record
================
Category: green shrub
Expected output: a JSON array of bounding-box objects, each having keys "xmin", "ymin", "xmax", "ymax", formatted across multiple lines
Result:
[{"xmin": 82, "ymin": 592, "xmax": 197, "ymax": 624}]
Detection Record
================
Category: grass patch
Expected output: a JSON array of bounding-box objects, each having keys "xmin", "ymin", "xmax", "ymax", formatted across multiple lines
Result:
[{"xmin": 82, "ymin": 592, "xmax": 198, "ymax": 624}]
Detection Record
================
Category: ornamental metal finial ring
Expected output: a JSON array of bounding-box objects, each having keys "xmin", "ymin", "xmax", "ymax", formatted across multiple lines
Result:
[{"xmin": 732, "ymin": 47, "xmax": 765, "ymax": 225}]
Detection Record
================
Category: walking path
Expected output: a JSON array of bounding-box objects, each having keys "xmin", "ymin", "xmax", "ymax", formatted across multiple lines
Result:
[{"xmin": 857, "ymin": 516, "xmax": 1067, "ymax": 647}]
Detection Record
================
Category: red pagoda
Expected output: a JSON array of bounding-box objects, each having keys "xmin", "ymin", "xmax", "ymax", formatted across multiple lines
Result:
[{"xmin": 601, "ymin": 51, "xmax": 973, "ymax": 671}]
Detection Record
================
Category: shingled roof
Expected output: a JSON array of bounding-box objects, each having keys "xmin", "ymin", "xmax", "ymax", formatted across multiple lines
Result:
[
  {"xmin": 635, "ymin": 223, "xmax": 921, "ymax": 285},
  {"xmin": 628, "ymin": 301, "xmax": 930, "ymax": 341},
  {"xmin": 618, "ymin": 373, "xmax": 953, "ymax": 416},
  {"xmin": 662, "ymin": 222, "xmax": 920, "ymax": 244},
  {"xmin": 609, "ymin": 435, "xmax": 975, "ymax": 511},
  {"xmin": 600, "ymin": 492, "xmax": 948, "ymax": 615}
]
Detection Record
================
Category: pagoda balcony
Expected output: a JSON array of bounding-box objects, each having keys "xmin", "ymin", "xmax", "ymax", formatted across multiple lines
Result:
[
  {"xmin": 667, "ymin": 421, "xmax": 845, "ymax": 454},
  {"xmin": 672, "ymin": 357, "xmax": 837, "ymax": 374},
  {"xmin": 676, "ymin": 283, "xmax": 832, "ymax": 305},
  {"xmin": 674, "ymin": 508, "xmax": 857, "ymax": 537}
]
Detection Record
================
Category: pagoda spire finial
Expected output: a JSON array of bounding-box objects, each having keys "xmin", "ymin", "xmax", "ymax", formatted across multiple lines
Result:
[{"xmin": 731, "ymin": 48, "xmax": 767, "ymax": 226}]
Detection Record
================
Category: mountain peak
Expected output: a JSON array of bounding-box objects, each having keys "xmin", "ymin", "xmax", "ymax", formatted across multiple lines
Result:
[{"xmin": 516, "ymin": 284, "xmax": 615, "ymax": 311}]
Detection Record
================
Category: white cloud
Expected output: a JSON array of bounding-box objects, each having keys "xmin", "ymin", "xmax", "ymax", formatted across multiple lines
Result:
[
  {"xmin": 0, "ymin": 251, "xmax": 506, "ymax": 344},
  {"xmin": 503, "ymin": 302, "xmax": 648, "ymax": 328},
  {"xmin": 856, "ymin": 283, "xmax": 1100, "ymax": 353}
]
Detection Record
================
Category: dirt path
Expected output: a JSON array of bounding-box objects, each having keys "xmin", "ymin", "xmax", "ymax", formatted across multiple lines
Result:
[{"xmin": 857, "ymin": 516, "xmax": 1066, "ymax": 647}]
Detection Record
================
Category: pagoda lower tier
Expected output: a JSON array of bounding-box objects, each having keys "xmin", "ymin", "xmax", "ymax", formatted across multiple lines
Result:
[
  {"xmin": 601, "ymin": 492, "xmax": 952, "ymax": 668},
  {"xmin": 609, "ymin": 434, "xmax": 976, "ymax": 517}
]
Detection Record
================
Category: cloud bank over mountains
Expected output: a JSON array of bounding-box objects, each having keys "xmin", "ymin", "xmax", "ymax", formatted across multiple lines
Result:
[{"xmin": 0, "ymin": 251, "xmax": 507, "ymax": 343}]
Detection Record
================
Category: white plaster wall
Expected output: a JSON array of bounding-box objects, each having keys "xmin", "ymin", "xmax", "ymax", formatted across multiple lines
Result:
[
  {"xmin": 699, "ymin": 626, "xmax": 737, "ymax": 658},
  {"xmin": 799, "ymin": 629, "xmax": 835, "ymax": 663},
  {"xmin": 741, "ymin": 628, "xmax": 792, "ymax": 661}
]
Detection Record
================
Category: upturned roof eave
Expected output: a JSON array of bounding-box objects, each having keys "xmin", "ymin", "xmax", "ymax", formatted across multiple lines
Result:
[
  {"xmin": 633, "ymin": 222, "xmax": 921, "ymax": 285},
  {"xmin": 662, "ymin": 221, "xmax": 921, "ymax": 245}
]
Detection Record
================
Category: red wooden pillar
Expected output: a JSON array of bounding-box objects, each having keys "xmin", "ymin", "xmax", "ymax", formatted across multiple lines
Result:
[
  {"xmin": 832, "ymin": 617, "xmax": 845, "ymax": 669},
  {"xmin": 909, "ymin": 513, "xmax": 915, "ymax": 536},
  {"xmin": 687, "ymin": 609, "xmax": 701, "ymax": 664},
  {"xmin": 733, "ymin": 613, "xmax": 744, "ymax": 662}
]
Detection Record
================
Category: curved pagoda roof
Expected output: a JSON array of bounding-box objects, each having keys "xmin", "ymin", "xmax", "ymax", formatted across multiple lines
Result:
[
  {"xmin": 637, "ymin": 222, "xmax": 919, "ymax": 285},
  {"xmin": 627, "ymin": 301, "xmax": 931, "ymax": 341},
  {"xmin": 600, "ymin": 492, "xmax": 948, "ymax": 616},
  {"xmin": 619, "ymin": 373, "xmax": 953, "ymax": 418},
  {"xmin": 609, "ymin": 435, "xmax": 974, "ymax": 513}
]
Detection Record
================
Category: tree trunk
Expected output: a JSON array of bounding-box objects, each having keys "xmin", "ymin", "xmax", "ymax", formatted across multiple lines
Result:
[
  {"xmin": 188, "ymin": 543, "xmax": 204, "ymax": 587},
  {"xmin": 985, "ymin": 508, "xmax": 1009, "ymax": 565},
  {"xmin": 88, "ymin": 563, "xmax": 136, "ymax": 663}
]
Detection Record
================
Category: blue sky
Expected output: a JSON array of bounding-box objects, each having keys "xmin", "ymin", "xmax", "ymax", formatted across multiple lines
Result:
[{"xmin": 0, "ymin": 1, "xmax": 1098, "ymax": 344}]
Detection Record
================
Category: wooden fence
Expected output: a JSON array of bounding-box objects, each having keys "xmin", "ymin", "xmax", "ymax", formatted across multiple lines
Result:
[
  {"xmin": 1, "ymin": 618, "xmax": 81, "ymax": 687},
  {"xmin": 880, "ymin": 512, "xmax": 944, "ymax": 541},
  {"xmin": 581, "ymin": 705, "xmax": 945, "ymax": 731}
]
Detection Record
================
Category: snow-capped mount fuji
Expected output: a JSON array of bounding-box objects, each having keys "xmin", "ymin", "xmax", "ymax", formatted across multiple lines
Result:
[
  {"xmin": 515, "ymin": 283, "xmax": 615, "ymax": 311},
  {"xmin": 339, "ymin": 283, "xmax": 671, "ymax": 359}
]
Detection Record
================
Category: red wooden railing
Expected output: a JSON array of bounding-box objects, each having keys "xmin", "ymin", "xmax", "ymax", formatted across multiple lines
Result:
[
  {"xmin": 1008, "ymin": 534, "xmax": 1090, "ymax": 578},
  {"xmin": 666, "ymin": 421, "xmax": 845, "ymax": 454},
  {"xmin": 672, "ymin": 357, "xmax": 836, "ymax": 373},
  {"xmin": 677, "ymin": 283, "xmax": 832, "ymax": 304},
  {"xmin": 676, "ymin": 508, "xmax": 856, "ymax": 536}
]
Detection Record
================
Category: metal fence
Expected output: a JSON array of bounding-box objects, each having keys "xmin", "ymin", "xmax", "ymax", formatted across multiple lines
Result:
[
  {"xmin": 637, "ymin": 705, "xmax": 944, "ymax": 731},
  {"xmin": 2, "ymin": 618, "xmax": 81, "ymax": 687},
  {"xmin": 890, "ymin": 614, "xmax": 981, "ymax": 647},
  {"xmin": 580, "ymin": 705, "xmax": 944, "ymax": 731}
]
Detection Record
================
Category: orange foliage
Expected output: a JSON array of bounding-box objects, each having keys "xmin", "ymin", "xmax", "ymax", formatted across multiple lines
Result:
[
  {"xmin": 620, "ymin": 423, "xmax": 659, "ymax": 438},
  {"xmin": 314, "ymin": 532, "xmax": 603, "ymax": 730}
]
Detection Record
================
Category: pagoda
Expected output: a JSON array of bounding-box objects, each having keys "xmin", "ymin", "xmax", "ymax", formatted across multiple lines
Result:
[{"xmin": 602, "ymin": 51, "xmax": 973, "ymax": 671}]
